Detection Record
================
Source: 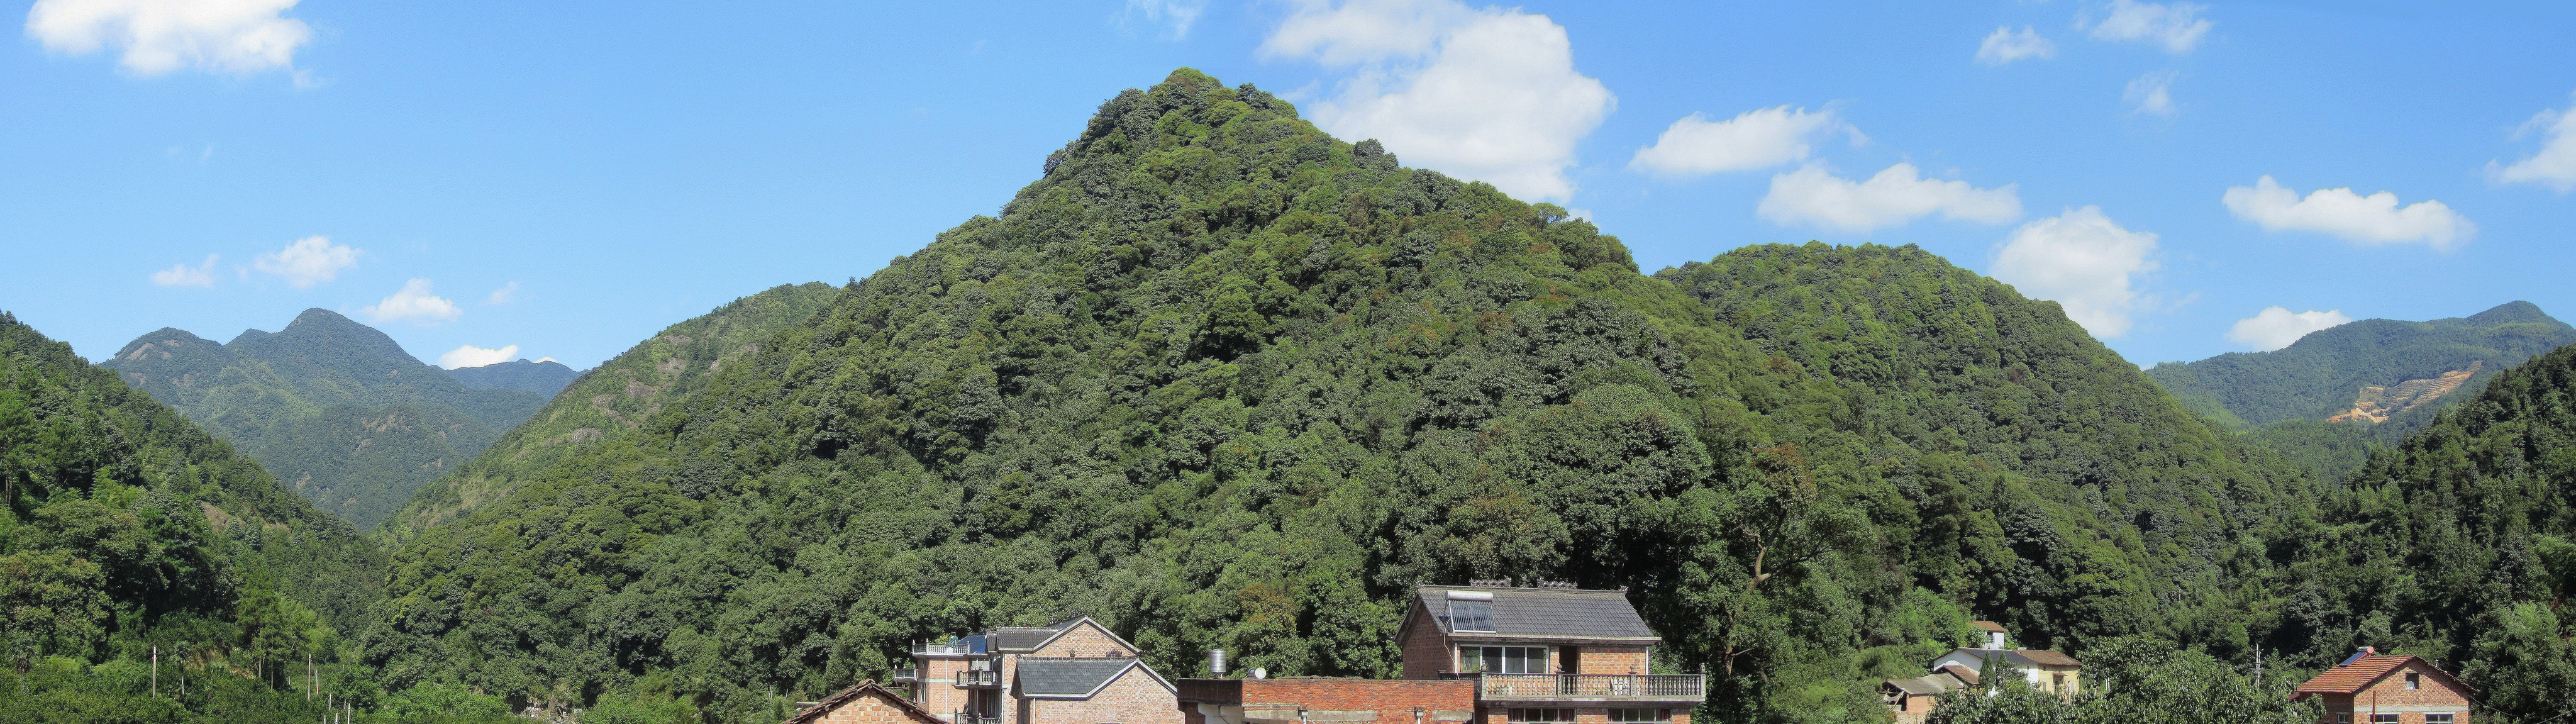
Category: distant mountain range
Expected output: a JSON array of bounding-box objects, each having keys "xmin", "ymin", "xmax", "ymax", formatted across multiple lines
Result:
[
  {"xmin": 2146, "ymin": 301, "xmax": 2576, "ymax": 430},
  {"xmin": 101, "ymin": 308, "xmax": 574, "ymax": 529},
  {"xmin": 445, "ymin": 358, "xmax": 580, "ymax": 396}
]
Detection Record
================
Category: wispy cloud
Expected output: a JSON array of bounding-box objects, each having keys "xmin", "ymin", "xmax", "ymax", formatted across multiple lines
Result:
[
  {"xmin": 1121, "ymin": 0, "xmax": 1208, "ymax": 39},
  {"xmin": 252, "ymin": 235, "xmax": 358, "ymax": 287},
  {"xmin": 361, "ymin": 279, "xmax": 462, "ymax": 325},
  {"xmin": 486, "ymin": 282, "xmax": 521, "ymax": 305},
  {"xmin": 2080, "ymin": 0, "xmax": 2212, "ymax": 53},
  {"xmin": 150, "ymin": 254, "xmax": 219, "ymax": 287},
  {"xmin": 1976, "ymin": 26, "xmax": 2056, "ymax": 65},
  {"xmin": 2125, "ymin": 71, "xmax": 2177, "ymax": 116},
  {"xmin": 2490, "ymin": 91, "xmax": 2576, "ymax": 192}
]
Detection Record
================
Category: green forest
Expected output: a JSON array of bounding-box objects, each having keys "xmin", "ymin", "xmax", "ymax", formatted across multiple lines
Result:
[
  {"xmin": 9, "ymin": 69, "xmax": 2576, "ymax": 724},
  {"xmin": 102, "ymin": 309, "xmax": 557, "ymax": 530}
]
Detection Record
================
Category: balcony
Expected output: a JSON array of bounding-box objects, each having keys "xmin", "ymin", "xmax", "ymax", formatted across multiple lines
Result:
[
  {"xmin": 1455, "ymin": 673, "xmax": 1705, "ymax": 703},
  {"xmin": 913, "ymin": 642, "xmax": 978, "ymax": 656},
  {"xmin": 953, "ymin": 670, "xmax": 1001, "ymax": 688},
  {"xmin": 953, "ymin": 713, "xmax": 1000, "ymax": 724},
  {"xmin": 891, "ymin": 667, "xmax": 919, "ymax": 682}
]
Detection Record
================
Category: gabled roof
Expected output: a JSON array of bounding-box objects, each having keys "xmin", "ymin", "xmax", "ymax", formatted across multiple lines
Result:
[
  {"xmin": 782, "ymin": 681, "xmax": 943, "ymax": 724},
  {"xmin": 1970, "ymin": 621, "xmax": 2007, "ymax": 633},
  {"xmin": 2294, "ymin": 655, "xmax": 2473, "ymax": 699},
  {"xmin": 1400, "ymin": 584, "xmax": 1658, "ymax": 643},
  {"xmin": 1011, "ymin": 616, "xmax": 1145, "ymax": 656},
  {"xmin": 991, "ymin": 626, "xmax": 1063, "ymax": 652},
  {"xmin": 1938, "ymin": 664, "xmax": 1979, "ymax": 686},
  {"xmin": 1936, "ymin": 647, "xmax": 2080, "ymax": 669},
  {"xmin": 1015, "ymin": 657, "xmax": 1176, "ymax": 698}
]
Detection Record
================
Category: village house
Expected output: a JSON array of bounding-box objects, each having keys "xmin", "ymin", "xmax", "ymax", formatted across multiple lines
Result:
[
  {"xmin": 897, "ymin": 616, "xmax": 1180, "ymax": 724},
  {"xmin": 1396, "ymin": 582, "xmax": 1705, "ymax": 724},
  {"xmin": 787, "ymin": 680, "xmax": 949, "ymax": 724},
  {"xmin": 1881, "ymin": 621, "xmax": 2082, "ymax": 723},
  {"xmin": 1176, "ymin": 676, "xmax": 1477, "ymax": 724},
  {"xmin": 2293, "ymin": 648, "xmax": 2473, "ymax": 724}
]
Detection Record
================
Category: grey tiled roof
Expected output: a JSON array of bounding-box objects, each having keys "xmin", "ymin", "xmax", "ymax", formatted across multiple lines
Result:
[
  {"xmin": 1016, "ymin": 658, "xmax": 1142, "ymax": 698},
  {"xmin": 990, "ymin": 627, "xmax": 1061, "ymax": 652},
  {"xmin": 1414, "ymin": 585, "xmax": 1657, "ymax": 641}
]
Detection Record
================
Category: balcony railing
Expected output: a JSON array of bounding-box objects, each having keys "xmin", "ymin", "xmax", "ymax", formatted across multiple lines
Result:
[
  {"xmin": 891, "ymin": 667, "xmax": 919, "ymax": 682},
  {"xmin": 953, "ymin": 713, "xmax": 1000, "ymax": 724},
  {"xmin": 953, "ymin": 670, "xmax": 1001, "ymax": 688},
  {"xmin": 913, "ymin": 642, "xmax": 978, "ymax": 656},
  {"xmin": 1455, "ymin": 673, "xmax": 1706, "ymax": 703}
]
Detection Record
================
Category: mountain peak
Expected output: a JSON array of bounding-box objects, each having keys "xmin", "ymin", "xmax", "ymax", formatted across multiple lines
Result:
[{"xmin": 2465, "ymin": 300, "xmax": 2559, "ymax": 326}]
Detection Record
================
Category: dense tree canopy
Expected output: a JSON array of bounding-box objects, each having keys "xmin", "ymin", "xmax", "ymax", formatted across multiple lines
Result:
[{"xmin": 356, "ymin": 69, "xmax": 2355, "ymax": 723}]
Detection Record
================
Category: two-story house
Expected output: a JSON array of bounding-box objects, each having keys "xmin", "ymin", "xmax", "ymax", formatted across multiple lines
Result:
[
  {"xmin": 897, "ymin": 616, "xmax": 1180, "ymax": 724},
  {"xmin": 1396, "ymin": 583, "xmax": 1704, "ymax": 724},
  {"xmin": 1924, "ymin": 621, "xmax": 2080, "ymax": 698},
  {"xmin": 2293, "ymin": 648, "xmax": 2473, "ymax": 724}
]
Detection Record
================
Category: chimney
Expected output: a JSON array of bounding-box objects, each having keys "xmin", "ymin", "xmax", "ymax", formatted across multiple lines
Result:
[{"xmin": 1209, "ymin": 649, "xmax": 1229, "ymax": 676}]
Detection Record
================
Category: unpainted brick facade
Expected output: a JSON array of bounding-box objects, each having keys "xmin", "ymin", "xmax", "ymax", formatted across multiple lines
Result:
[
  {"xmin": 2314, "ymin": 662, "xmax": 2472, "ymax": 724},
  {"xmin": 1179, "ymin": 678, "xmax": 1476, "ymax": 724},
  {"xmin": 1022, "ymin": 666, "xmax": 1180, "ymax": 724},
  {"xmin": 787, "ymin": 683, "xmax": 945, "ymax": 724}
]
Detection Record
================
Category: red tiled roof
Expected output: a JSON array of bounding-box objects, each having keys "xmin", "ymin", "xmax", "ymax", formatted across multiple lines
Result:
[
  {"xmin": 2294, "ymin": 655, "xmax": 2472, "ymax": 698},
  {"xmin": 783, "ymin": 680, "xmax": 945, "ymax": 724},
  {"xmin": 1970, "ymin": 621, "xmax": 2007, "ymax": 633},
  {"xmin": 1938, "ymin": 664, "xmax": 1980, "ymax": 686},
  {"xmin": 2016, "ymin": 649, "xmax": 2080, "ymax": 667}
]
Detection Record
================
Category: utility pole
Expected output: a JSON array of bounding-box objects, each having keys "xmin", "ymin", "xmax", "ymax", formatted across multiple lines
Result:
[
  {"xmin": 2253, "ymin": 643, "xmax": 2262, "ymax": 689},
  {"xmin": 152, "ymin": 645, "xmax": 158, "ymax": 698}
]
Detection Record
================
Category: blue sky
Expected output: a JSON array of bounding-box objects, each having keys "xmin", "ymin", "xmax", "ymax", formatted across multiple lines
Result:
[{"xmin": 4, "ymin": 1, "xmax": 2572, "ymax": 370}]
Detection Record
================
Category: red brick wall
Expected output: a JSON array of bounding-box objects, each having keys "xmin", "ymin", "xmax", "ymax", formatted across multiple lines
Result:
[
  {"xmin": 1232, "ymin": 678, "xmax": 1475, "ymax": 724},
  {"xmin": 809, "ymin": 689, "xmax": 942, "ymax": 724},
  {"xmin": 1575, "ymin": 646, "xmax": 1649, "ymax": 675},
  {"xmin": 1025, "ymin": 666, "xmax": 1179, "ymax": 724},
  {"xmin": 1401, "ymin": 605, "xmax": 1452, "ymax": 680},
  {"xmin": 2322, "ymin": 663, "xmax": 2473, "ymax": 724},
  {"xmin": 1031, "ymin": 621, "xmax": 1134, "ymax": 659}
]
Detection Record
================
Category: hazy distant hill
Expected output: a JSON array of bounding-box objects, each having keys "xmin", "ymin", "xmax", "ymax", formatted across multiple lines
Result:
[
  {"xmin": 445, "ymin": 358, "xmax": 580, "ymax": 396},
  {"xmin": 101, "ymin": 309, "xmax": 550, "ymax": 529},
  {"xmin": 2146, "ymin": 301, "xmax": 2576, "ymax": 430}
]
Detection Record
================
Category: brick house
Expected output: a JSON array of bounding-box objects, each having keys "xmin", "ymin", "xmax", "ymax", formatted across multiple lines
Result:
[
  {"xmin": 1880, "ymin": 666, "xmax": 1976, "ymax": 724},
  {"xmin": 1396, "ymin": 583, "xmax": 1704, "ymax": 724},
  {"xmin": 2293, "ymin": 648, "xmax": 2473, "ymax": 724},
  {"xmin": 897, "ymin": 616, "xmax": 1180, "ymax": 724},
  {"xmin": 787, "ymin": 681, "xmax": 948, "ymax": 724},
  {"xmin": 1175, "ymin": 677, "xmax": 1477, "ymax": 724}
]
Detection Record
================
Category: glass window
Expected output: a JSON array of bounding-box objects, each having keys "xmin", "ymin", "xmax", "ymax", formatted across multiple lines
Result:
[
  {"xmin": 1509, "ymin": 710, "xmax": 1574, "ymax": 723},
  {"xmin": 2406, "ymin": 672, "xmax": 2421, "ymax": 689},
  {"xmin": 2336, "ymin": 714, "xmax": 2351, "ymax": 724},
  {"xmin": 1609, "ymin": 708, "xmax": 1668, "ymax": 723},
  {"xmin": 2426, "ymin": 715, "xmax": 2455, "ymax": 724},
  {"xmin": 1450, "ymin": 600, "xmax": 1494, "ymax": 632},
  {"xmin": 2372, "ymin": 715, "xmax": 2400, "ymax": 724},
  {"xmin": 1457, "ymin": 646, "xmax": 1550, "ymax": 673}
]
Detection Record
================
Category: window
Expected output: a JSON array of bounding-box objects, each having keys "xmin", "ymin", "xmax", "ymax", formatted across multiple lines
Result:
[
  {"xmin": 2051, "ymin": 673, "xmax": 2065, "ymax": 691},
  {"xmin": 1458, "ymin": 646, "xmax": 1549, "ymax": 674},
  {"xmin": 2372, "ymin": 715, "xmax": 2400, "ymax": 724},
  {"xmin": 1450, "ymin": 599, "xmax": 1494, "ymax": 632},
  {"xmin": 2426, "ymin": 715, "xmax": 2455, "ymax": 724},
  {"xmin": 2406, "ymin": 672, "xmax": 2422, "ymax": 689},
  {"xmin": 1509, "ymin": 710, "xmax": 1574, "ymax": 723},
  {"xmin": 2336, "ymin": 714, "xmax": 2351, "ymax": 724},
  {"xmin": 1610, "ymin": 708, "xmax": 1670, "ymax": 723}
]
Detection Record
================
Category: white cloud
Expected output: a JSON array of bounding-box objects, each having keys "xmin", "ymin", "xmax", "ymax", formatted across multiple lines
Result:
[
  {"xmin": 1262, "ymin": 0, "xmax": 1614, "ymax": 203},
  {"xmin": 535, "ymin": 356, "xmax": 557, "ymax": 364},
  {"xmin": 2125, "ymin": 70, "xmax": 2176, "ymax": 116},
  {"xmin": 1976, "ymin": 26, "xmax": 2056, "ymax": 65},
  {"xmin": 25, "ymin": 0, "xmax": 312, "ymax": 76},
  {"xmin": 2490, "ymin": 92, "xmax": 2576, "ymax": 192},
  {"xmin": 2082, "ymin": 0, "xmax": 2212, "ymax": 53},
  {"xmin": 1629, "ymin": 106, "xmax": 1860, "ymax": 178},
  {"xmin": 149, "ymin": 254, "xmax": 218, "ymax": 287},
  {"xmin": 2221, "ymin": 175, "xmax": 2475, "ymax": 250},
  {"xmin": 361, "ymin": 279, "xmax": 462, "ymax": 325},
  {"xmin": 2226, "ymin": 306, "xmax": 2352, "ymax": 351},
  {"xmin": 1989, "ymin": 206, "xmax": 2160, "ymax": 337},
  {"xmin": 1122, "ymin": 0, "xmax": 1208, "ymax": 39},
  {"xmin": 1757, "ymin": 162, "xmax": 2021, "ymax": 233},
  {"xmin": 486, "ymin": 282, "xmax": 521, "ymax": 305},
  {"xmin": 252, "ymin": 235, "xmax": 358, "ymax": 287},
  {"xmin": 436, "ymin": 343, "xmax": 519, "ymax": 369}
]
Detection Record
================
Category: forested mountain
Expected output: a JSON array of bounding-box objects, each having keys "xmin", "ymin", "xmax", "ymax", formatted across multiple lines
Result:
[
  {"xmin": 2296, "ymin": 342, "xmax": 2576, "ymax": 723},
  {"xmin": 360, "ymin": 70, "xmax": 2335, "ymax": 724},
  {"xmin": 382, "ymin": 282, "xmax": 838, "ymax": 540},
  {"xmin": 0, "ymin": 311, "xmax": 379, "ymax": 720},
  {"xmin": 443, "ymin": 359, "xmax": 580, "ymax": 396},
  {"xmin": 2146, "ymin": 301, "xmax": 2575, "ymax": 430},
  {"xmin": 102, "ymin": 309, "xmax": 552, "ymax": 530}
]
